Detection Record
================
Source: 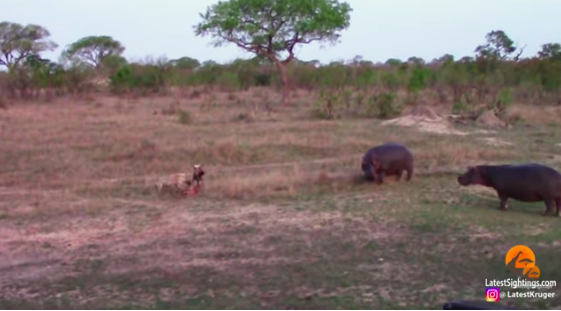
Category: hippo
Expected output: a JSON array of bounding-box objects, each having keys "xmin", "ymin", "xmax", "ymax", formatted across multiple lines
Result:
[
  {"xmin": 457, "ymin": 163, "xmax": 561, "ymax": 216},
  {"xmin": 361, "ymin": 142, "xmax": 414, "ymax": 184}
]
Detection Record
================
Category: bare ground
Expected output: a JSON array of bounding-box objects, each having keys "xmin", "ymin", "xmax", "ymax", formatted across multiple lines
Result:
[{"xmin": 1, "ymin": 89, "xmax": 561, "ymax": 309}]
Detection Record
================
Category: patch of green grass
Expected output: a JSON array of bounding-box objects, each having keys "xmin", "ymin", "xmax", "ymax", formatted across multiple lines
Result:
[{"xmin": 177, "ymin": 110, "xmax": 191, "ymax": 125}]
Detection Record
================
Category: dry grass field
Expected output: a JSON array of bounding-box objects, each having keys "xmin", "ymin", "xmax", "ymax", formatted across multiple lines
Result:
[{"xmin": 2, "ymin": 88, "xmax": 561, "ymax": 309}]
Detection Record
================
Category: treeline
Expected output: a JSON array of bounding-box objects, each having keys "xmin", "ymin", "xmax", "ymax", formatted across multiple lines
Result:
[{"xmin": 1, "ymin": 20, "xmax": 560, "ymax": 118}]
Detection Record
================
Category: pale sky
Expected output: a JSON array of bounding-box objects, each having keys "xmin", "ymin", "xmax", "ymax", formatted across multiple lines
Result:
[{"xmin": 1, "ymin": 0, "xmax": 559, "ymax": 65}]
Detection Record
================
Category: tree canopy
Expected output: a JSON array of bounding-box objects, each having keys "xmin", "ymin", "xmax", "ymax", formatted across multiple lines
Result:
[
  {"xmin": 193, "ymin": 0, "xmax": 352, "ymax": 105},
  {"xmin": 475, "ymin": 30, "xmax": 524, "ymax": 61},
  {"xmin": 0, "ymin": 21, "xmax": 58, "ymax": 69},
  {"xmin": 538, "ymin": 43, "xmax": 561, "ymax": 61},
  {"xmin": 169, "ymin": 56, "xmax": 201, "ymax": 70},
  {"xmin": 62, "ymin": 35, "xmax": 125, "ymax": 69}
]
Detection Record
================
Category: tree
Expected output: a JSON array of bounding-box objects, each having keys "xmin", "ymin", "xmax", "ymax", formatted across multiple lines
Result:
[
  {"xmin": 537, "ymin": 43, "xmax": 561, "ymax": 61},
  {"xmin": 194, "ymin": 0, "xmax": 352, "ymax": 106},
  {"xmin": 62, "ymin": 35, "xmax": 125, "ymax": 70},
  {"xmin": 101, "ymin": 54, "xmax": 128, "ymax": 74},
  {"xmin": 302, "ymin": 59, "xmax": 321, "ymax": 67},
  {"xmin": 24, "ymin": 55, "xmax": 66, "ymax": 96},
  {"xmin": 458, "ymin": 56, "xmax": 474, "ymax": 63},
  {"xmin": 0, "ymin": 21, "xmax": 58, "ymax": 70},
  {"xmin": 169, "ymin": 56, "xmax": 201, "ymax": 70},
  {"xmin": 475, "ymin": 30, "xmax": 525, "ymax": 61},
  {"xmin": 407, "ymin": 56, "xmax": 425, "ymax": 66},
  {"xmin": 347, "ymin": 54, "xmax": 363, "ymax": 66},
  {"xmin": 385, "ymin": 58, "xmax": 402, "ymax": 66},
  {"xmin": 432, "ymin": 54, "xmax": 454, "ymax": 65}
]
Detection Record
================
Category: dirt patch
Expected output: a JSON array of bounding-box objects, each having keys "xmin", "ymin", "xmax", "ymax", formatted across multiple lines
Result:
[
  {"xmin": 409, "ymin": 105, "xmax": 441, "ymax": 120},
  {"xmin": 0, "ymin": 201, "xmax": 407, "ymax": 296},
  {"xmin": 476, "ymin": 110, "xmax": 506, "ymax": 128},
  {"xmin": 382, "ymin": 107, "xmax": 510, "ymax": 140},
  {"xmin": 504, "ymin": 104, "xmax": 561, "ymax": 125},
  {"xmin": 382, "ymin": 105, "xmax": 468, "ymax": 135},
  {"xmin": 479, "ymin": 137, "xmax": 513, "ymax": 146}
]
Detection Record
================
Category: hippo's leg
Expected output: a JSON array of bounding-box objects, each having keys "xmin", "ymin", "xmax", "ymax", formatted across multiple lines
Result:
[
  {"xmin": 543, "ymin": 199, "xmax": 555, "ymax": 216},
  {"xmin": 498, "ymin": 193, "xmax": 509, "ymax": 211},
  {"xmin": 396, "ymin": 170, "xmax": 403, "ymax": 181},
  {"xmin": 377, "ymin": 171, "xmax": 385, "ymax": 184},
  {"xmin": 556, "ymin": 198, "xmax": 561, "ymax": 217},
  {"xmin": 405, "ymin": 167, "xmax": 413, "ymax": 181}
]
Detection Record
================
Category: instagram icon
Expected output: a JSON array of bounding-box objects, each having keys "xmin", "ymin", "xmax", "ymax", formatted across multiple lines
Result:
[{"xmin": 485, "ymin": 287, "xmax": 500, "ymax": 302}]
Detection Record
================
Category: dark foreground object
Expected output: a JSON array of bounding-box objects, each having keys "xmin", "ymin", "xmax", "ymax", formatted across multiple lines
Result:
[
  {"xmin": 457, "ymin": 163, "xmax": 561, "ymax": 216},
  {"xmin": 443, "ymin": 300, "xmax": 513, "ymax": 310},
  {"xmin": 361, "ymin": 142, "xmax": 414, "ymax": 184}
]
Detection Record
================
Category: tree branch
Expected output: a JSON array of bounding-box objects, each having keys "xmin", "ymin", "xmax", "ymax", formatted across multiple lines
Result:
[
  {"xmin": 82, "ymin": 51, "xmax": 97, "ymax": 67},
  {"xmin": 281, "ymin": 32, "xmax": 299, "ymax": 64},
  {"xmin": 219, "ymin": 30, "xmax": 263, "ymax": 55},
  {"xmin": 241, "ymin": 19, "xmax": 269, "ymax": 33},
  {"xmin": 13, "ymin": 52, "xmax": 32, "ymax": 68},
  {"xmin": 268, "ymin": 20, "xmax": 286, "ymax": 55},
  {"xmin": 513, "ymin": 44, "xmax": 526, "ymax": 62},
  {"xmin": 280, "ymin": 34, "xmax": 326, "ymax": 64}
]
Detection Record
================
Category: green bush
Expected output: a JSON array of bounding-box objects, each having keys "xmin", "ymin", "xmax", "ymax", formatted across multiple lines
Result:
[
  {"xmin": 374, "ymin": 92, "xmax": 401, "ymax": 119},
  {"xmin": 109, "ymin": 64, "xmax": 169, "ymax": 94},
  {"xmin": 109, "ymin": 65, "xmax": 135, "ymax": 93}
]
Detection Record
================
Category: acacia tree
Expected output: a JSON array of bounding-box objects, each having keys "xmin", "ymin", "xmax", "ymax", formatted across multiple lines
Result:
[
  {"xmin": 537, "ymin": 43, "xmax": 561, "ymax": 61},
  {"xmin": 472, "ymin": 31, "xmax": 521, "ymax": 102},
  {"xmin": 62, "ymin": 35, "xmax": 125, "ymax": 70},
  {"xmin": 475, "ymin": 30, "xmax": 525, "ymax": 61},
  {"xmin": 0, "ymin": 21, "xmax": 58, "ymax": 71},
  {"xmin": 194, "ymin": 0, "xmax": 352, "ymax": 106},
  {"xmin": 169, "ymin": 56, "xmax": 201, "ymax": 70}
]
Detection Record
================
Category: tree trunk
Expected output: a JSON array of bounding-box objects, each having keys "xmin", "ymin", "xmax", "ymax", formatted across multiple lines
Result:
[{"xmin": 274, "ymin": 61, "xmax": 290, "ymax": 106}]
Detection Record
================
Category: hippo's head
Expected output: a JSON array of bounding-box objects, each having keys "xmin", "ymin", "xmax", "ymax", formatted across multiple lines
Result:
[
  {"xmin": 361, "ymin": 158, "xmax": 380, "ymax": 181},
  {"xmin": 457, "ymin": 166, "xmax": 485, "ymax": 186}
]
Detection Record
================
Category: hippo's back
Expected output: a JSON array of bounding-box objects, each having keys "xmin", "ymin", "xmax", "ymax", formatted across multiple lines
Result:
[
  {"xmin": 366, "ymin": 142, "xmax": 412, "ymax": 160},
  {"xmin": 362, "ymin": 143, "xmax": 413, "ymax": 174},
  {"xmin": 497, "ymin": 163, "xmax": 561, "ymax": 179},
  {"xmin": 488, "ymin": 163, "xmax": 561, "ymax": 197}
]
